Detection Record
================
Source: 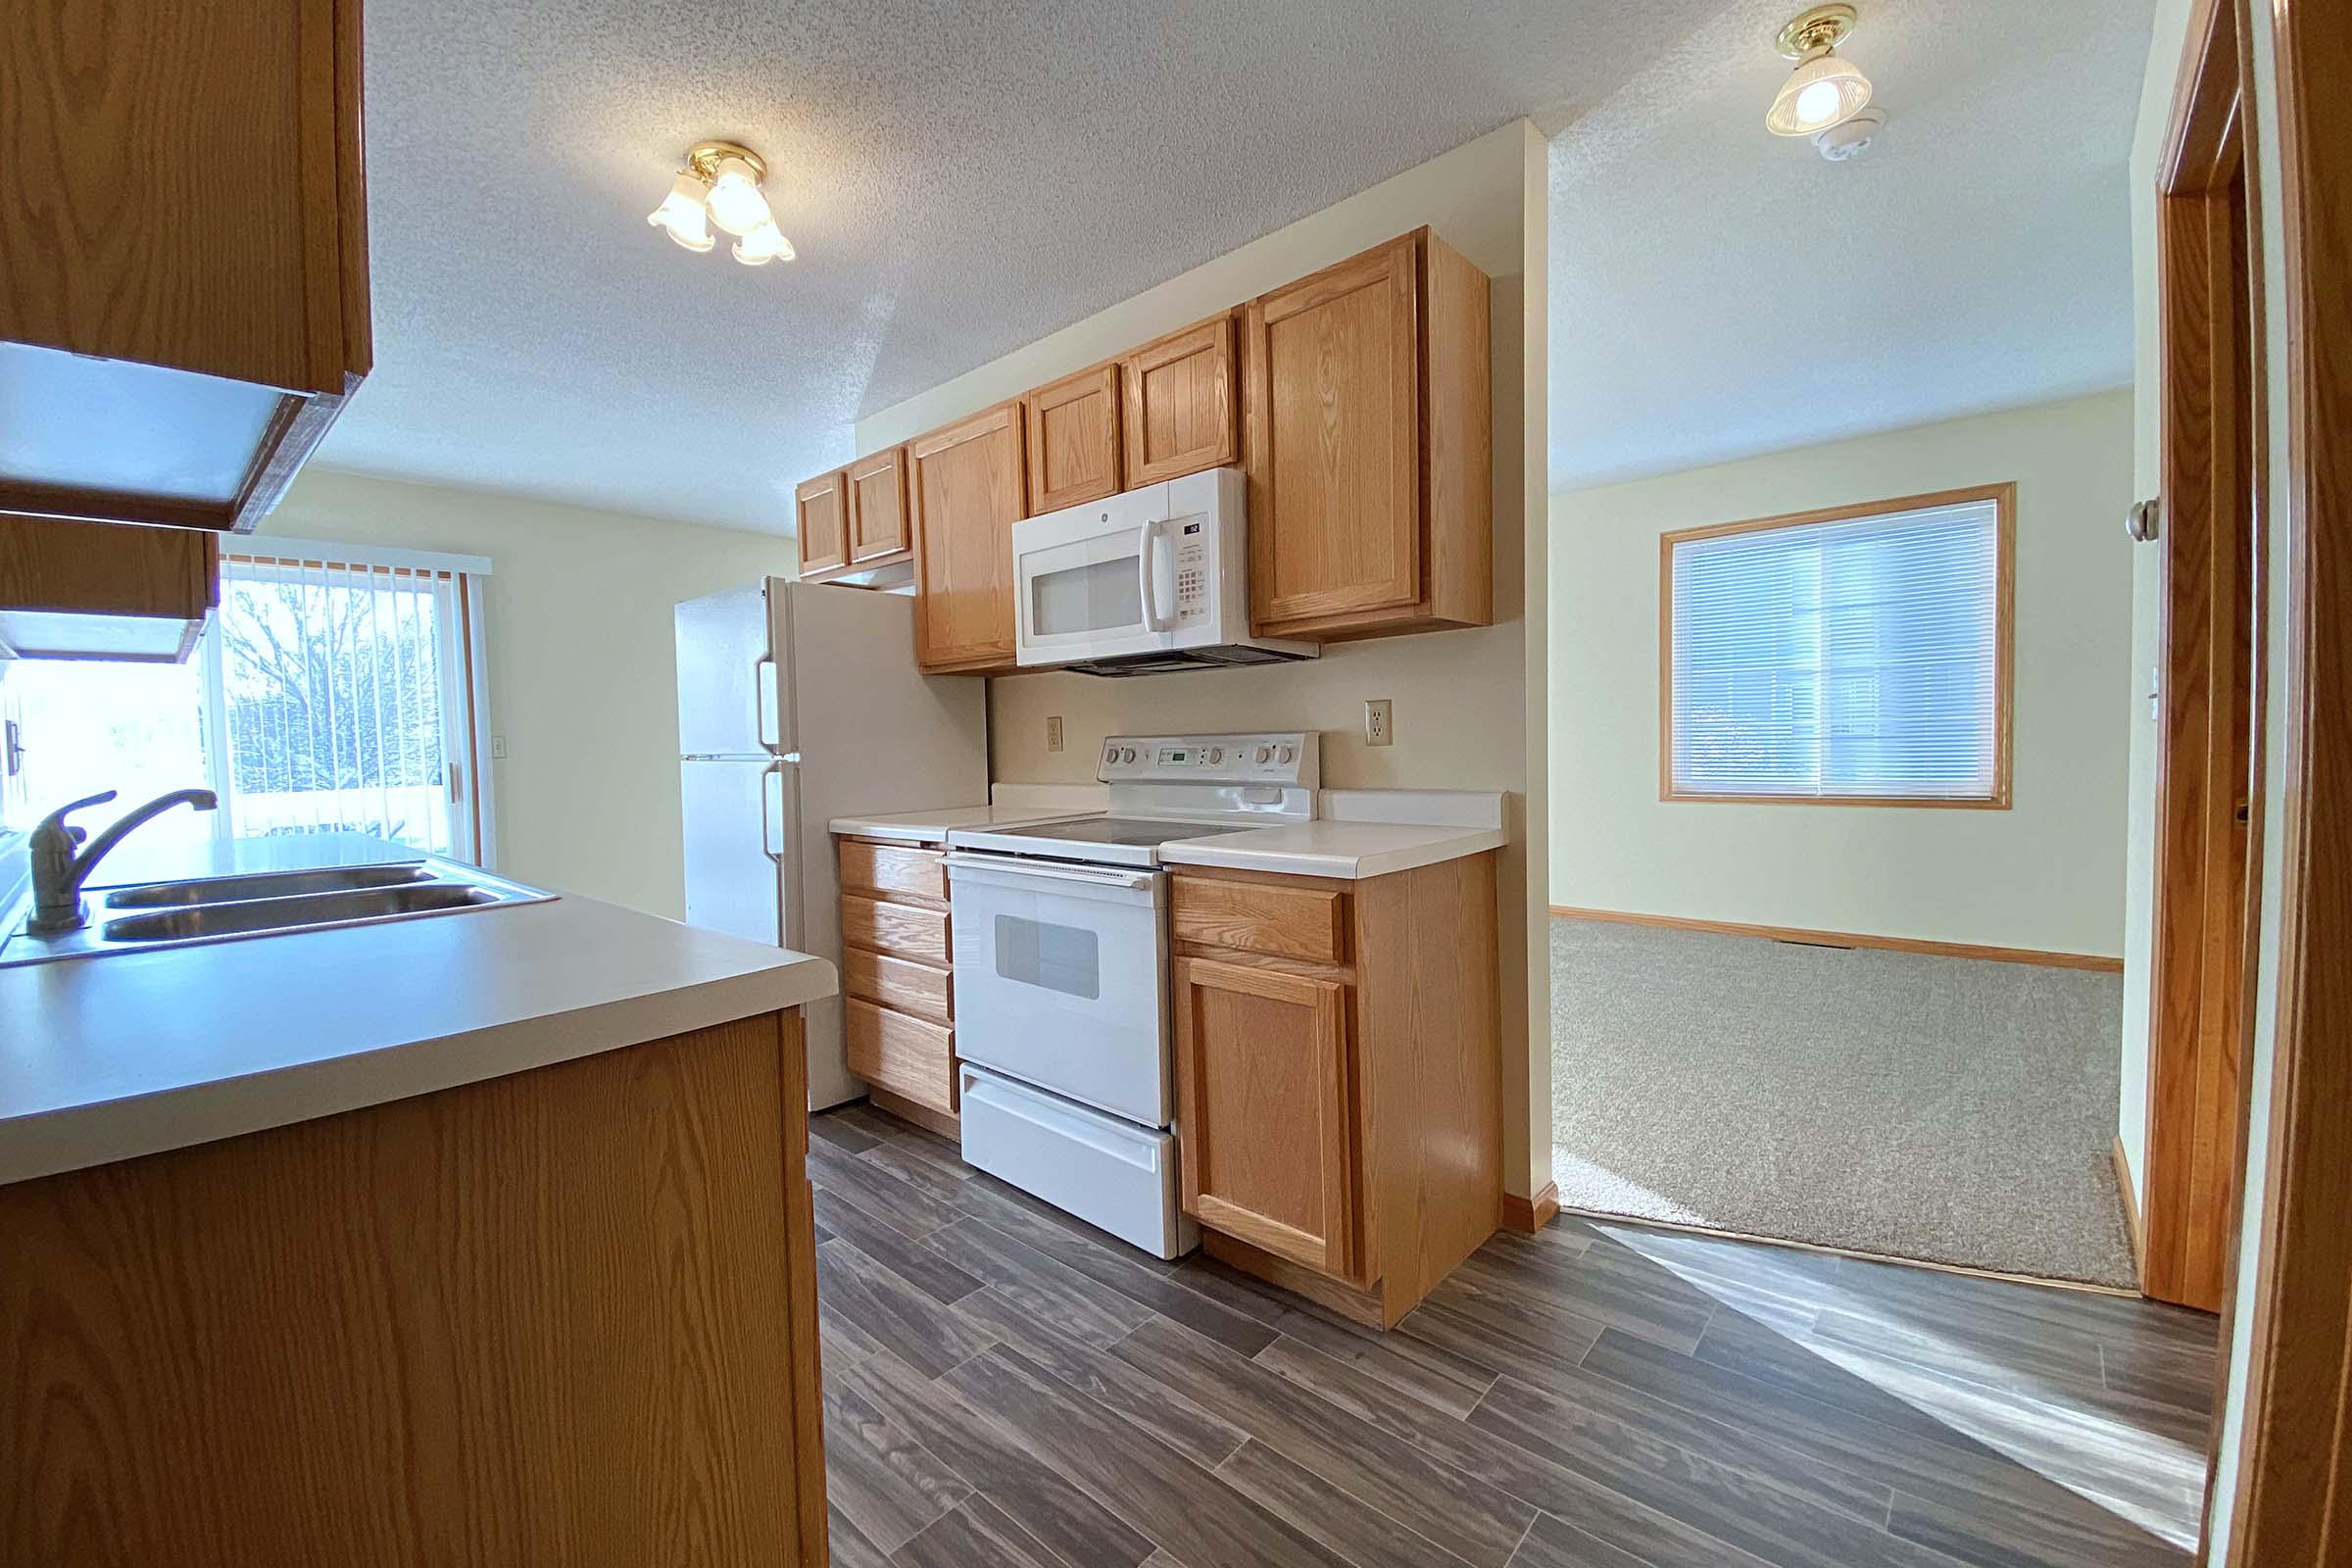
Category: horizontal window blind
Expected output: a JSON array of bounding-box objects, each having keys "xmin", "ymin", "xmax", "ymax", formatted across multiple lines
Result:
[{"xmin": 1667, "ymin": 494, "xmax": 2005, "ymax": 802}]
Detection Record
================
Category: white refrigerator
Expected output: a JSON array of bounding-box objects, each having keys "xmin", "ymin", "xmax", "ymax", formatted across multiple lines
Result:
[{"xmin": 676, "ymin": 578, "xmax": 987, "ymax": 1108}]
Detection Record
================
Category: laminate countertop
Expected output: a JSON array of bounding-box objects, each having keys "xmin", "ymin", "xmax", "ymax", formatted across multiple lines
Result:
[
  {"xmin": 1158, "ymin": 818, "xmax": 1506, "ymax": 880},
  {"xmin": 0, "ymin": 874, "xmax": 836, "ymax": 1187},
  {"xmin": 828, "ymin": 803, "xmax": 1099, "ymax": 846}
]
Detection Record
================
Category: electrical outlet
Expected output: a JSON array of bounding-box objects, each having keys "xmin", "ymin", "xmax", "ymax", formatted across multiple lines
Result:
[
  {"xmin": 491, "ymin": 735, "xmax": 509, "ymax": 760},
  {"xmin": 1047, "ymin": 714, "xmax": 1065, "ymax": 753},
  {"xmin": 1364, "ymin": 699, "xmax": 1394, "ymax": 748}
]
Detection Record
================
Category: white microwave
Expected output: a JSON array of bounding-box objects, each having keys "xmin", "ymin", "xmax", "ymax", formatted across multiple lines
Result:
[{"xmin": 1012, "ymin": 466, "xmax": 1316, "ymax": 676}]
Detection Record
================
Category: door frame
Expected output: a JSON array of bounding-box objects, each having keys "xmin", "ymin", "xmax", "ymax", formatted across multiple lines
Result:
[
  {"xmin": 2141, "ymin": 0, "xmax": 2263, "ymax": 1314},
  {"xmin": 2216, "ymin": 0, "xmax": 2352, "ymax": 1556}
]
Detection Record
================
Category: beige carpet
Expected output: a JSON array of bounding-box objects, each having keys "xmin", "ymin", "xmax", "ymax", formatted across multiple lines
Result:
[{"xmin": 1550, "ymin": 916, "xmax": 2139, "ymax": 1289}]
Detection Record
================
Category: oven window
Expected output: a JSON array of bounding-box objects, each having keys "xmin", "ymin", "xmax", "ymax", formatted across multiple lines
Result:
[
  {"xmin": 1032, "ymin": 557, "xmax": 1142, "ymax": 638},
  {"xmin": 994, "ymin": 913, "xmax": 1102, "ymax": 1000}
]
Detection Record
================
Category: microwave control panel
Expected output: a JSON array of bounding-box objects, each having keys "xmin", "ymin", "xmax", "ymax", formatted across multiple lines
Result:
[
  {"xmin": 1170, "ymin": 518, "xmax": 1207, "ymax": 622},
  {"xmin": 1096, "ymin": 732, "xmax": 1319, "ymax": 788}
]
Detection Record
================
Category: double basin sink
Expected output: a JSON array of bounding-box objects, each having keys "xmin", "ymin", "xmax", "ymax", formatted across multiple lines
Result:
[{"xmin": 0, "ymin": 858, "xmax": 554, "ymax": 968}]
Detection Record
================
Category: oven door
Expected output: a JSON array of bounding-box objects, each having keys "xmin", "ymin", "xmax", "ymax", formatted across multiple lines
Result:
[
  {"xmin": 1013, "ymin": 487, "xmax": 1181, "ymax": 667},
  {"xmin": 946, "ymin": 853, "xmax": 1170, "ymax": 1125}
]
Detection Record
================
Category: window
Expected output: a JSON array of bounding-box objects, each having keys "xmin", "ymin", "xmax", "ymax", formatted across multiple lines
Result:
[
  {"xmin": 0, "ymin": 538, "xmax": 496, "ymax": 860},
  {"xmin": 1661, "ymin": 485, "xmax": 2012, "ymax": 807}
]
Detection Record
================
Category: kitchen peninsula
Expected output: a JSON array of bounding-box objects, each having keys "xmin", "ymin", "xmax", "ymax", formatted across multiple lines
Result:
[{"xmin": 0, "ymin": 854, "xmax": 838, "ymax": 1567}]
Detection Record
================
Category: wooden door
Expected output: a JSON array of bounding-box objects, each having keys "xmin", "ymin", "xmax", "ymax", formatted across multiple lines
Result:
[
  {"xmin": 1024, "ymin": 363, "xmax": 1120, "ymax": 514},
  {"xmin": 1172, "ymin": 956, "xmax": 1357, "ymax": 1278},
  {"xmin": 909, "ymin": 402, "xmax": 1024, "ymax": 671},
  {"xmin": 1244, "ymin": 233, "xmax": 1421, "ymax": 631},
  {"xmin": 847, "ymin": 447, "xmax": 910, "ymax": 565},
  {"xmin": 796, "ymin": 468, "xmax": 849, "ymax": 577},
  {"xmin": 1122, "ymin": 315, "xmax": 1238, "ymax": 485}
]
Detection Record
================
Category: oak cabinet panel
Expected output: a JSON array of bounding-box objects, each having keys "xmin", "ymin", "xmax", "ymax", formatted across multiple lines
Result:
[
  {"xmin": 796, "ymin": 468, "xmax": 850, "ymax": 578},
  {"xmin": 1123, "ymin": 315, "xmax": 1240, "ymax": 485},
  {"xmin": 909, "ymin": 402, "xmax": 1025, "ymax": 672},
  {"xmin": 1170, "ymin": 875, "xmax": 1347, "ymax": 964},
  {"xmin": 846, "ymin": 999, "xmax": 956, "ymax": 1114},
  {"xmin": 1174, "ymin": 956, "xmax": 1359, "ymax": 1279},
  {"xmin": 0, "ymin": 0, "xmax": 369, "ymax": 534},
  {"xmin": 837, "ymin": 840, "xmax": 947, "ymax": 903},
  {"xmin": 842, "ymin": 947, "xmax": 952, "ymax": 1027},
  {"xmin": 0, "ymin": 516, "xmax": 220, "ymax": 661},
  {"xmin": 1024, "ymin": 364, "xmax": 1121, "ymax": 514},
  {"xmin": 1243, "ymin": 228, "xmax": 1491, "ymax": 641},
  {"xmin": 847, "ymin": 446, "xmax": 910, "ymax": 566},
  {"xmin": 841, "ymin": 894, "xmax": 950, "ymax": 967}
]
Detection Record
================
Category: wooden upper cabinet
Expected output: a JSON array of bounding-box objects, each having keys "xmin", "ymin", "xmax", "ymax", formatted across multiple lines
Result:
[
  {"xmin": 0, "ymin": 516, "xmax": 220, "ymax": 662},
  {"xmin": 1173, "ymin": 956, "xmax": 1359, "ymax": 1280},
  {"xmin": 1023, "ymin": 364, "xmax": 1121, "ymax": 515},
  {"xmin": 847, "ymin": 446, "xmax": 911, "ymax": 566},
  {"xmin": 0, "ymin": 0, "xmax": 370, "ymax": 533},
  {"xmin": 1244, "ymin": 228, "xmax": 1492, "ymax": 641},
  {"xmin": 909, "ymin": 402, "xmax": 1025, "ymax": 672},
  {"xmin": 796, "ymin": 469, "xmax": 850, "ymax": 577},
  {"xmin": 1122, "ymin": 314, "xmax": 1239, "ymax": 486}
]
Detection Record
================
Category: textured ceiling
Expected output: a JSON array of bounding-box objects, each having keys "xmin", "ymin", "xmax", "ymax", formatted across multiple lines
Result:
[
  {"xmin": 321, "ymin": 0, "xmax": 1728, "ymax": 533},
  {"xmin": 1547, "ymin": 0, "xmax": 2156, "ymax": 492}
]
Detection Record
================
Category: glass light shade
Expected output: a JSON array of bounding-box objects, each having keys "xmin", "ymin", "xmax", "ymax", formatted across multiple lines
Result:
[
  {"xmin": 1766, "ymin": 52, "xmax": 1872, "ymax": 135},
  {"xmin": 648, "ymin": 173, "xmax": 713, "ymax": 250},
  {"xmin": 732, "ymin": 220, "xmax": 797, "ymax": 267},
  {"xmin": 704, "ymin": 158, "xmax": 772, "ymax": 236}
]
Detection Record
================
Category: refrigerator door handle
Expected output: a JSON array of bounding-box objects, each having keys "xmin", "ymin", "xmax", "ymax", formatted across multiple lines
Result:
[
  {"xmin": 760, "ymin": 760, "xmax": 787, "ymax": 861},
  {"xmin": 756, "ymin": 657, "xmax": 783, "ymax": 754}
]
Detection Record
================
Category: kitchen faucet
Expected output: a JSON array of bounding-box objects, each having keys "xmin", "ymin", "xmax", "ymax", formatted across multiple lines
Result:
[{"xmin": 26, "ymin": 788, "xmax": 220, "ymax": 934}]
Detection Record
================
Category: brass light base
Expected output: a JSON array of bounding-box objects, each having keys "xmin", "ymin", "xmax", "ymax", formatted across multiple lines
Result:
[
  {"xmin": 685, "ymin": 140, "xmax": 766, "ymax": 183},
  {"xmin": 1777, "ymin": 4, "xmax": 1857, "ymax": 60}
]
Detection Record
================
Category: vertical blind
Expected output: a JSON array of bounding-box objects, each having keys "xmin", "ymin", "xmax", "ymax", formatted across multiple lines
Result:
[{"xmin": 1666, "ymin": 494, "xmax": 2005, "ymax": 801}]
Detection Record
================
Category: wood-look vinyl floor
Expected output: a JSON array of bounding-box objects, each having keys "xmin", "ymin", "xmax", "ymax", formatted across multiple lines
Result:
[{"xmin": 810, "ymin": 1102, "xmax": 2217, "ymax": 1568}]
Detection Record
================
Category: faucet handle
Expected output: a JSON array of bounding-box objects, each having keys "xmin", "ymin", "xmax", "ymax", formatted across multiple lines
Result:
[{"xmin": 31, "ymin": 790, "xmax": 118, "ymax": 849}]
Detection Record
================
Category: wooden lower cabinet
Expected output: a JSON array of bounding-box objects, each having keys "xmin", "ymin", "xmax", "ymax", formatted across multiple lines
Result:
[
  {"xmin": 836, "ymin": 835, "xmax": 960, "ymax": 1124},
  {"xmin": 1174, "ymin": 957, "xmax": 1357, "ymax": 1278},
  {"xmin": 0, "ymin": 1010, "xmax": 828, "ymax": 1567},
  {"xmin": 1170, "ymin": 855, "xmax": 1500, "ymax": 1328}
]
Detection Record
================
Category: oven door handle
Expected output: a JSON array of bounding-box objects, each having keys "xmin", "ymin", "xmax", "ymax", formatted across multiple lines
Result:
[
  {"xmin": 945, "ymin": 852, "xmax": 1161, "ymax": 896},
  {"xmin": 1136, "ymin": 515, "xmax": 1173, "ymax": 632}
]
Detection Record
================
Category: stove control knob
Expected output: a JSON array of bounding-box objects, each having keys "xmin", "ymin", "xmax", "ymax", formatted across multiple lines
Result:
[
  {"xmin": 1206, "ymin": 748, "xmax": 1223, "ymax": 763},
  {"xmin": 1124, "ymin": 747, "xmax": 1140, "ymax": 763},
  {"xmin": 1253, "ymin": 745, "xmax": 1272, "ymax": 764},
  {"xmin": 1277, "ymin": 744, "xmax": 1297, "ymax": 764}
]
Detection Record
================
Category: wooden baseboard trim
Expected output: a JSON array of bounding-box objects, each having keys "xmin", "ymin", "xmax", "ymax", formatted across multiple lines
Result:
[
  {"xmin": 1560, "ymin": 1204, "xmax": 2145, "ymax": 1299},
  {"xmin": 2111, "ymin": 1135, "xmax": 2147, "ymax": 1277},
  {"xmin": 865, "ymin": 1088, "xmax": 959, "ymax": 1141},
  {"xmin": 1548, "ymin": 906, "xmax": 2125, "ymax": 974},
  {"xmin": 1501, "ymin": 1182, "xmax": 1560, "ymax": 1234}
]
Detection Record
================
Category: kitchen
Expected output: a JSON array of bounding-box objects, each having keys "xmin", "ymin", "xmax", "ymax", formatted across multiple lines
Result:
[{"xmin": 9, "ymin": 2, "xmax": 2334, "ymax": 1566}]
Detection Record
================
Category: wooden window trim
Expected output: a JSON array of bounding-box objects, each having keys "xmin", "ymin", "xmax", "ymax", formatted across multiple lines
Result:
[{"xmin": 1656, "ymin": 480, "xmax": 2017, "ymax": 810}]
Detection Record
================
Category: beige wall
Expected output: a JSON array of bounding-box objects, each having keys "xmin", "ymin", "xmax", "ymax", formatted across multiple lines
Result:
[
  {"xmin": 1547, "ymin": 390, "xmax": 2136, "ymax": 956},
  {"xmin": 261, "ymin": 468, "xmax": 800, "ymax": 918},
  {"xmin": 856, "ymin": 122, "xmax": 1554, "ymax": 1199}
]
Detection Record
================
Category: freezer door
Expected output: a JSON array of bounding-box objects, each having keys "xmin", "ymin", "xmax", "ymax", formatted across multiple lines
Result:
[
  {"xmin": 680, "ymin": 758, "xmax": 784, "ymax": 945},
  {"xmin": 675, "ymin": 588, "xmax": 780, "ymax": 757}
]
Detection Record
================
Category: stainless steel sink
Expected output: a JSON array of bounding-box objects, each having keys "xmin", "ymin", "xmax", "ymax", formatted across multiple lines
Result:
[
  {"xmin": 0, "ymin": 857, "xmax": 554, "ymax": 967},
  {"xmin": 103, "ymin": 863, "xmax": 432, "ymax": 908}
]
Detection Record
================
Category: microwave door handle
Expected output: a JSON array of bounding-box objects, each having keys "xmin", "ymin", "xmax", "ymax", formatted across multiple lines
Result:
[{"xmin": 1137, "ymin": 515, "xmax": 1173, "ymax": 631}]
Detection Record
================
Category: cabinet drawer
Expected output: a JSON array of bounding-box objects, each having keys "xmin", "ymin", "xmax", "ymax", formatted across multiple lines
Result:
[
  {"xmin": 847, "ymin": 1000, "xmax": 956, "ymax": 1113},
  {"xmin": 842, "ymin": 895, "xmax": 951, "ymax": 965},
  {"xmin": 844, "ymin": 947, "xmax": 952, "ymax": 1025},
  {"xmin": 839, "ymin": 840, "xmax": 947, "ymax": 902},
  {"xmin": 1171, "ymin": 876, "xmax": 1348, "ymax": 964}
]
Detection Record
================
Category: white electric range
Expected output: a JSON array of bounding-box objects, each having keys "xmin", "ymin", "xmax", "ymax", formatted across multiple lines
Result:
[{"xmin": 944, "ymin": 732, "xmax": 1318, "ymax": 1257}]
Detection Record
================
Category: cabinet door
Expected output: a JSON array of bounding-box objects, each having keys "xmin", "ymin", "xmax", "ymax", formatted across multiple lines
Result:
[
  {"xmin": 796, "ymin": 468, "xmax": 850, "ymax": 577},
  {"xmin": 1122, "ymin": 315, "xmax": 1238, "ymax": 485},
  {"xmin": 909, "ymin": 402, "xmax": 1024, "ymax": 671},
  {"xmin": 1024, "ymin": 363, "xmax": 1120, "ymax": 514},
  {"xmin": 1245, "ymin": 234, "xmax": 1421, "ymax": 631},
  {"xmin": 847, "ymin": 446, "xmax": 910, "ymax": 564},
  {"xmin": 1173, "ymin": 957, "xmax": 1358, "ymax": 1278}
]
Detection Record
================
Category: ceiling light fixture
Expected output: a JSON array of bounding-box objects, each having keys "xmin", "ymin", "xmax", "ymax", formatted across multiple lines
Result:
[
  {"xmin": 648, "ymin": 141, "xmax": 794, "ymax": 267},
  {"xmin": 1766, "ymin": 5, "xmax": 1873, "ymax": 137}
]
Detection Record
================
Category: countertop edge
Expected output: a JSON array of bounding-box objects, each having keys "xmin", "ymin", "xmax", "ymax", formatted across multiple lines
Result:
[
  {"xmin": 1, "ymin": 954, "xmax": 835, "ymax": 1188},
  {"xmin": 1160, "ymin": 827, "xmax": 1507, "ymax": 880}
]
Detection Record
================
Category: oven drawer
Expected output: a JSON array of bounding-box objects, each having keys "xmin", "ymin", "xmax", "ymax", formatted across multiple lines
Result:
[
  {"xmin": 959, "ymin": 1065, "xmax": 1196, "ymax": 1260},
  {"xmin": 1171, "ymin": 874, "xmax": 1348, "ymax": 964},
  {"xmin": 848, "ymin": 999, "xmax": 956, "ymax": 1113},
  {"xmin": 844, "ymin": 947, "xmax": 952, "ymax": 1025},
  {"xmin": 839, "ymin": 840, "xmax": 947, "ymax": 903},
  {"xmin": 843, "ymin": 894, "xmax": 951, "ymax": 966}
]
